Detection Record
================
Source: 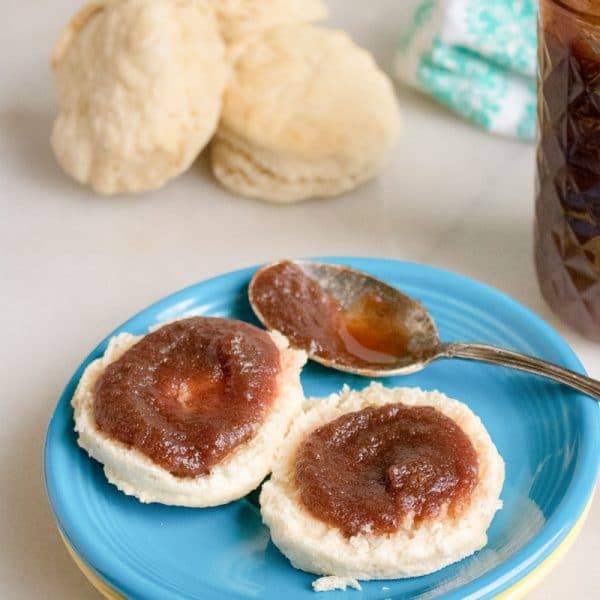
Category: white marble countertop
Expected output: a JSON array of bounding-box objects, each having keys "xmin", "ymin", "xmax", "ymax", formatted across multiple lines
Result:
[{"xmin": 1, "ymin": 1, "xmax": 597, "ymax": 598}]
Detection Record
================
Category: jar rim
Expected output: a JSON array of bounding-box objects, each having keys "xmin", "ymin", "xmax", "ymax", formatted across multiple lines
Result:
[{"xmin": 547, "ymin": 0, "xmax": 600, "ymax": 20}]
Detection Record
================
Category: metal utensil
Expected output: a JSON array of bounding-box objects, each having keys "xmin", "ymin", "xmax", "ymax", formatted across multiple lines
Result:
[{"xmin": 249, "ymin": 260, "xmax": 600, "ymax": 399}]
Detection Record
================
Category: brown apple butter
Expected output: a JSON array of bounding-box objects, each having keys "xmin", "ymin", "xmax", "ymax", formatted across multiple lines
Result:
[
  {"xmin": 249, "ymin": 261, "xmax": 408, "ymax": 368},
  {"xmin": 295, "ymin": 403, "xmax": 479, "ymax": 537},
  {"xmin": 93, "ymin": 317, "xmax": 280, "ymax": 478},
  {"xmin": 536, "ymin": 0, "xmax": 600, "ymax": 339}
]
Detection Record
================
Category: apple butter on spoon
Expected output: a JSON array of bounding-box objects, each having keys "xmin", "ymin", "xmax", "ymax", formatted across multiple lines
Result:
[{"xmin": 249, "ymin": 260, "xmax": 600, "ymax": 399}]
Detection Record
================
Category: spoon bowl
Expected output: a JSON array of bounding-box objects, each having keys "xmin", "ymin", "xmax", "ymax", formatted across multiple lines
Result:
[{"xmin": 250, "ymin": 260, "xmax": 440, "ymax": 376}]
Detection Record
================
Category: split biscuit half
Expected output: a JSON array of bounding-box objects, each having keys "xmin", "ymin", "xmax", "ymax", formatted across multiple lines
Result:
[
  {"xmin": 260, "ymin": 383, "xmax": 505, "ymax": 580},
  {"xmin": 72, "ymin": 327, "xmax": 306, "ymax": 506}
]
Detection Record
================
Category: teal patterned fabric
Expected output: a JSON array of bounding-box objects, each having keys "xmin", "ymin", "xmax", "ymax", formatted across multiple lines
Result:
[
  {"xmin": 395, "ymin": 0, "xmax": 537, "ymax": 141},
  {"xmin": 419, "ymin": 41, "xmax": 508, "ymax": 131},
  {"xmin": 463, "ymin": 0, "xmax": 536, "ymax": 76}
]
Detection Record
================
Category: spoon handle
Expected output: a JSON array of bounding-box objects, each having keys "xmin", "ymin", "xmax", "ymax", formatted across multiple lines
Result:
[{"xmin": 441, "ymin": 343, "xmax": 600, "ymax": 399}]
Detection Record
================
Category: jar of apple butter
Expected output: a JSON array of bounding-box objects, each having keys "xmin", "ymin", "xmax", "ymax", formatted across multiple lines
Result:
[{"xmin": 536, "ymin": 0, "xmax": 600, "ymax": 341}]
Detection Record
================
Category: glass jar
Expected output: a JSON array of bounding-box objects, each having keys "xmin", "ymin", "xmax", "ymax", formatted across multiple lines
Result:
[{"xmin": 536, "ymin": 0, "xmax": 600, "ymax": 341}]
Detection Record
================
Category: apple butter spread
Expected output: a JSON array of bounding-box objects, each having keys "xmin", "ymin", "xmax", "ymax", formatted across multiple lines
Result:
[
  {"xmin": 93, "ymin": 317, "xmax": 281, "ymax": 477},
  {"xmin": 295, "ymin": 403, "xmax": 479, "ymax": 537},
  {"xmin": 249, "ymin": 261, "xmax": 409, "ymax": 368}
]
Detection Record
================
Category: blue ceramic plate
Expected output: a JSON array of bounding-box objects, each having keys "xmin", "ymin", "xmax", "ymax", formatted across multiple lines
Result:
[{"xmin": 44, "ymin": 258, "xmax": 599, "ymax": 599}]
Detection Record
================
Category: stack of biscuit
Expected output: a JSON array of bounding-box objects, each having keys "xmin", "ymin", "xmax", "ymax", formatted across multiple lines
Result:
[{"xmin": 51, "ymin": 0, "xmax": 401, "ymax": 203}]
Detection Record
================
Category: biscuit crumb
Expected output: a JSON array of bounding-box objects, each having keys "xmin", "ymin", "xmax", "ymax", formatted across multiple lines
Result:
[{"xmin": 312, "ymin": 576, "xmax": 362, "ymax": 592}]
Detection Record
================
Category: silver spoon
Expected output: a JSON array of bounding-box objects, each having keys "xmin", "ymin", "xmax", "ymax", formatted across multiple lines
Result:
[{"xmin": 249, "ymin": 260, "xmax": 600, "ymax": 399}]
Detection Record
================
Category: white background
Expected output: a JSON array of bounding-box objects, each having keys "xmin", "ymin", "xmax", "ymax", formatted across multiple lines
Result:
[{"xmin": 0, "ymin": 0, "xmax": 597, "ymax": 597}]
